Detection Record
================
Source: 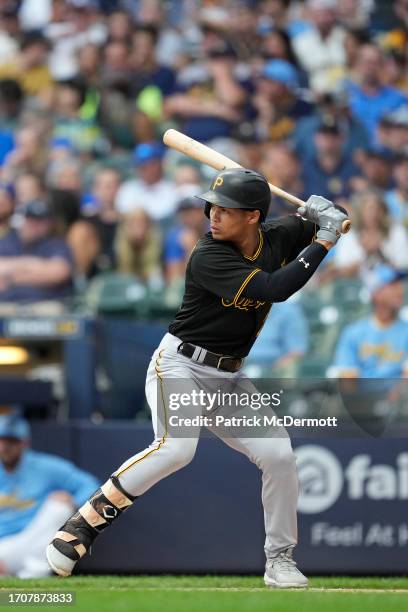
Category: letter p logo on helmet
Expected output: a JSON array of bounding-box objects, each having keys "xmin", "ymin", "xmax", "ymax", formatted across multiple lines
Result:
[{"xmin": 212, "ymin": 176, "xmax": 224, "ymax": 190}]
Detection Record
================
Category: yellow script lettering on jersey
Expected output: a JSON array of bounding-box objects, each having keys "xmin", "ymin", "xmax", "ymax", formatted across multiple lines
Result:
[{"xmin": 221, "ymin": 295, "xmax": 266, "ymax": 311}]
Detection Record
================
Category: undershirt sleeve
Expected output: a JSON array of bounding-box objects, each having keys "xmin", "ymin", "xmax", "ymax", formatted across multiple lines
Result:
[{"xmin": 244, "ymin": 242, "xmax": 328, "ymax": 302}]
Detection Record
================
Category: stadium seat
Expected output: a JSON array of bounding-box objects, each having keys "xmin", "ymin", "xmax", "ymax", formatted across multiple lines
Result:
[{"xmin": 84, "ymin": 273, "xmax": 150, "ymax": 317}]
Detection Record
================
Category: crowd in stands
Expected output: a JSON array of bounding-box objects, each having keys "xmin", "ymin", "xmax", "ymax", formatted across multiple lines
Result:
[{"xmin": 0, "ymin": 0, "xmax": 407, "ymax": 375}]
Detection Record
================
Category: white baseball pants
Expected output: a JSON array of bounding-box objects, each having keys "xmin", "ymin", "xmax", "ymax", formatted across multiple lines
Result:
[{"xmin": 112, "ymin": 332, "xmax": 299, "ymax": 558}]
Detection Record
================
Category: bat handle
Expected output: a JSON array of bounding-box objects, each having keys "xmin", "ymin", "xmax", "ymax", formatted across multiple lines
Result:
[{"xmin": 266, "ymin": 182, "xmax": 351, "ymax": 235}]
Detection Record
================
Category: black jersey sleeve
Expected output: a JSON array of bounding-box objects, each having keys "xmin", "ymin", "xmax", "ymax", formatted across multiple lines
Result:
[
  {"xmin": 244, "ymin": 242, "xmax": 327, "ymax": 302},
  {"xmin": 190, "ymin": 242, "xmax": 260, "ymax": 301}
]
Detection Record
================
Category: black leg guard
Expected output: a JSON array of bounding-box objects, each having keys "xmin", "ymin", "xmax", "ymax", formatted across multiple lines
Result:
[{"xmin": 48, "ymin": 476, "xmax": 137, "ymax": 574}]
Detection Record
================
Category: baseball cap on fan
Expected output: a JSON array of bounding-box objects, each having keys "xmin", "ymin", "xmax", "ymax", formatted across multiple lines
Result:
[
  {"xmin": 364, "ymin": 264, "xmax": 408, "ymax": 297},
  {"xmin": 0, "ymin": 411, "xmax": 30, "ymax": 440},
  {"xmin": 133, "ymin": 142, "xmax": 164, "ymax": 166},
  {"xmin": 260, "ymin": 60, "xmax": 299, "ymax": 91},
  {"xmin": 21, "ymin": 200, "xmax": 54, "ymax": 220}
]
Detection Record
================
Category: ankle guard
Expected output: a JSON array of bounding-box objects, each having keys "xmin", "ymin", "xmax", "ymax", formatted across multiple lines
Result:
[
  {"xmin": 78, "ymin": 475, "xmax": 137, "ymax": 533},
  {"xmin": 52, "ymin": 476, "xmax": 136, "ymax": 561}
]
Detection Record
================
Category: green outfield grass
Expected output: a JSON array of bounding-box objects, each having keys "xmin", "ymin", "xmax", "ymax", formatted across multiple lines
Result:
[{"xmin": 0, "ymin": 575, "xmax": 407, "ymax": 612}]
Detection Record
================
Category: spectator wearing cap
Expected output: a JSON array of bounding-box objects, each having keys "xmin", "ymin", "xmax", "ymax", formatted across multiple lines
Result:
[
  {"xmin": 301, "ymin": 119, "xmax": 361, "ymax": 201},
  {"xmin": 385, "ymin": 153, "xmax": 408, "ymax": 226},
  {"xmin": 164, "ymin": 195, "xmax": 208, "ymax": 284},
  {"xmin": 353, "ymin": 147, "xmax": 394, "ymax": 193},
  {"xmin": 0, "ymin": 200, "xmax": 74, "ymax": 303},
  {"xmin": 346, "ymin": 44, "xmax": 408, "ymax": 145},
  {"xmin": 0, "ymin": 32, "xmax": 53, "ymax": 98},
  {"xmin": 294, "ymin": 88, "xmax": 370, "ymax": 161},
  {"xmin": 253, "ymin": 59, "xmax": 313, "ymax": 142},
  {"xmin": 292, "ymin": 0, "xmax": 347, "ymax": 93},
  {"xmin": 115, "ymin": 142, "xmax": 178, "ymax": 223},
  {"xmin": 332, "ymin": 265, "xmax": 408, "ymax": 378},
  {"xmin": 0, "ymin": 183, "xmax": 14, "ymax": 239},
  {"xmin": 0, "ymin": 411, "xmax": 99, "ymax": 578},
  {"xmin": 377, "ymin": 106, "xmax": 408, "ymax": 155}
]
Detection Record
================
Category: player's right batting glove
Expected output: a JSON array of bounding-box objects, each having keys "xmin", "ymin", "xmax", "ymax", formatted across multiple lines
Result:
[
  {"xmin": 298, "ymin": 195, "xmax": 348, "ymax": 245},
  {"xmin": 317, "ymin": 207, "xmax": 348, "ymax": 244}
]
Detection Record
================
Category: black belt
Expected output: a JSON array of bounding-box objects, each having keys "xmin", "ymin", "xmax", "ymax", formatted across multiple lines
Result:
[{"xmin": 177, "ymin": 341, "xmax": 243, "ymax": 373}]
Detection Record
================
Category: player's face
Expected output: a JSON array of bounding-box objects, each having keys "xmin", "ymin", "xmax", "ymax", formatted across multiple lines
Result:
[{"xmin": 209, "ymin": 205, "xmax": 254, "ymax": 240}]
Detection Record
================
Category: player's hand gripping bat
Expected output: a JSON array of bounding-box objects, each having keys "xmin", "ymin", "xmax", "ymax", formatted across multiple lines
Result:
[{"xmin": 163, "ymin": 129, "xmax": 351, "ymax": 234}]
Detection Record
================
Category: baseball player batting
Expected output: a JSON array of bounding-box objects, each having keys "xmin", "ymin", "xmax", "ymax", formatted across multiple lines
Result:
[{"xmin": 46, "ymin": 168, "xmax": 347, "ymax": 588}]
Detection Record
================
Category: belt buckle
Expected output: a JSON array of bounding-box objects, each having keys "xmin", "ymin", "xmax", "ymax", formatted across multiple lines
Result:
[
  {"xmin": 217, "ymin": 355, "xmax": 227, "ymax": 370},
  {"xmin": 217, "ymin": 355, "xmax": 241, "ymax": 372}
]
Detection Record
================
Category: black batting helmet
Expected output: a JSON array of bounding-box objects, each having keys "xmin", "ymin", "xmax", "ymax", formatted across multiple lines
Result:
[{"xmin": 198, "ymin": 168, "xmax": 271, "ymax": 221}]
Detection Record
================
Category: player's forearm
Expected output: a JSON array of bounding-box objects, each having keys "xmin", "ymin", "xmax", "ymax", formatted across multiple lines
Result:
[{"xmin": 245, "ymin": 242, "xmax": 328, "ymax": 302}]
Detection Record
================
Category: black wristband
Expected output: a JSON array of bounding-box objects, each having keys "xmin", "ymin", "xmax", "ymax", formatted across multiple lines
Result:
[
  {"xmin": 334, "ymin": 203, "xmax": 348, "ymax": 216},
  {"xmin": 245, "ymin": 242, "xmax": 327, "ymax": 302}
]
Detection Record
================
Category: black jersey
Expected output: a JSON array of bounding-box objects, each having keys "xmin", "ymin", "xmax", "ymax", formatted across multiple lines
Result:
[{"xmin": 168, "ymin": 215, "xmax": 317, "ymax": 358}]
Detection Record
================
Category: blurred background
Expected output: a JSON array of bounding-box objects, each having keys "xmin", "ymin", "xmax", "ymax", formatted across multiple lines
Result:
[{"xmin": 0, "ymin": 0, "xmax": 407, "ymax": 578}]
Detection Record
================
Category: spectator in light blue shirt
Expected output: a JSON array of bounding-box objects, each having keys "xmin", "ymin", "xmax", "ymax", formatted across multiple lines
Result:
[
  {"xmin": 346, "ymin": 44, "xmax": 407, "ymax": 145},
  {"xmin": 0, "ymin": 411, "xmax": 99, "ymax": 578},
  {"xmin": 246, "ymin": 298, "xmax": 309, "ymax": 373},
  {"xmin": 332, "ymin": 265, "xmax": 408, "ymax": 379}
]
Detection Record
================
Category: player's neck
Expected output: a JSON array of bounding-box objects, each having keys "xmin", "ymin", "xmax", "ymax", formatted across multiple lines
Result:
[{"xmin": 233, "ymin": 226, "xmax": 261, "ymax": 259}]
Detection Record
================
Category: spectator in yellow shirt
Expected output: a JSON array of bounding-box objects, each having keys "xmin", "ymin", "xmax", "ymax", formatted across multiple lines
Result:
[{"xmin": 0, "ymin": 32, "xmax": 53, "ymax": 98}]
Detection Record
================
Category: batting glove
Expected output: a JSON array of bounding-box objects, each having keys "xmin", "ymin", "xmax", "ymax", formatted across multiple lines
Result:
[
  {"xmin": 298, "ymin": 195, "xmax": 334, "ymax": 224},
  {"xmin": 315, "ymin": 207, "xmax": 348, "ymax": 244}
]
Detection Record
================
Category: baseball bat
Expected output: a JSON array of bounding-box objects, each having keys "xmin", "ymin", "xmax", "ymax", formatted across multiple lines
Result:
[{"xmin": 163, "ymin": 128, "xmax": 351, "ymax": 234}]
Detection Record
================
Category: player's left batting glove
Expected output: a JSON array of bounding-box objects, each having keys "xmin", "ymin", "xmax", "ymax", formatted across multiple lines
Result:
[
  {"xmin": 298, "ymin": 195, "xmax": 348, "ymax": 244},
  {"xmin": 297, "ymin": 195, "xmax": 334, "ymax": 224},
  {"xmin": 298, "ymin": 195, "xmax": 348, "ymax": 221}
]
